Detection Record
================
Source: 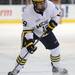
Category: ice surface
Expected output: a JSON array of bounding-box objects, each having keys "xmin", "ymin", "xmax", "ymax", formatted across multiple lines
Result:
[{"xmin": 0, "ymin": 23, "xmax": 75, "ymax": 75}]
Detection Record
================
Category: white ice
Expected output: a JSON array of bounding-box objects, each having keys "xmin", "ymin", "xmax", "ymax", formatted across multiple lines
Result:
[{"xmin": 0, "ymin": 23, "xmax": 75, "ymax": 75}]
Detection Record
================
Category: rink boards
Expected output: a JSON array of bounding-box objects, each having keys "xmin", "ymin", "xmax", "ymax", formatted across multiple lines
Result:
[{"xmin": 0, "ymin": 5, "xmax": 75, "ymax": 24}]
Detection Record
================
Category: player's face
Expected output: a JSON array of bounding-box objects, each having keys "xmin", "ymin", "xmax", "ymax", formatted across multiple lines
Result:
[{"xmin": 33, "ymin": 1, "xmax": 46, "ymax": 12}]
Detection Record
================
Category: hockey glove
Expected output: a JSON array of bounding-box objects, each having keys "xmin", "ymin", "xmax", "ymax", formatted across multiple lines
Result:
[
  {"xmin": 46, "ymin": 20, "xmax": 58, "ymax": 32},
  {"xmin": 25, "ymin": 39, "xmax": 37, "ymax": 54}
]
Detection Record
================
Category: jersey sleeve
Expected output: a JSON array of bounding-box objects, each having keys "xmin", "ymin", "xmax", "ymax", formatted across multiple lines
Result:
[
  {"xmin": 22, "ymin": 6, "xmax": 34, "ymax": 30},
  {"xmin": 22, "ymin": 6, "xmax": 34, "ymax": 40},
  {"xmin": 51, "ymin": 3, "xmax": 61, "ymax": 24}
]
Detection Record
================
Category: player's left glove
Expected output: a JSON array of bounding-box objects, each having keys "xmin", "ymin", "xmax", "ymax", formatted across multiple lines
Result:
[
  {"xmin": 26, "ymin": 39, "xmax": 37, "ymax": 54},
  {"xmin": 46, "ymin": 20, "xmax": 58, "ymax": 32}
]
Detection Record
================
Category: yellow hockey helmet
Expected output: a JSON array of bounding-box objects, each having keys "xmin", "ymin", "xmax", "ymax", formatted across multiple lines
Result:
[{"xmin": 32, "ymin": 0, "xmax": 45, "ymax": 2}]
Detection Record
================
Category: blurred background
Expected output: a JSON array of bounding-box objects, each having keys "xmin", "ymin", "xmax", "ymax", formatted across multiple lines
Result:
[
  {"xmin": 0, "ymin": 0, "xmax": 75, "ymax": 4},
  {"xmin": 0, "ymin": 0, "xmax": 75, "ymax": 23}
]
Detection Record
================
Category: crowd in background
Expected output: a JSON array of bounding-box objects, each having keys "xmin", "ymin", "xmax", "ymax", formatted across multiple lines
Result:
[{"xmin": 0, "ymin": 0, "xmax": 75, "ymax": 5}]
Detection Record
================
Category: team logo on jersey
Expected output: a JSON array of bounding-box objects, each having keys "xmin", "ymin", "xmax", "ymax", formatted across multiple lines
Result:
[{"xmin": 36, "ymin": 19, "xmax": 48, "ymax": 28}]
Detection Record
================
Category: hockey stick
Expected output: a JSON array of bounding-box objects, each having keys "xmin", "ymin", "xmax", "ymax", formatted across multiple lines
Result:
[{"xmin": 12, "ymin": 30, "xmax": 47, "ymax": 73}]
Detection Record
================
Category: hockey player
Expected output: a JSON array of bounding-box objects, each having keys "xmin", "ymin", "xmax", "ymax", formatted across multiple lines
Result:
[{"xmin": 8, "ymin": 0, "xmax": 68, "ymax": 75}]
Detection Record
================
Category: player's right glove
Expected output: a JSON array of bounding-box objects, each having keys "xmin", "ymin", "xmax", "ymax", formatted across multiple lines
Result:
[
  {"xmin": 46, "ymin": 19, "xmax": 58, "ymax": 32},
  {"xmin": 25, "ymin": 39, "xmax": 37, "ymax": 54}
]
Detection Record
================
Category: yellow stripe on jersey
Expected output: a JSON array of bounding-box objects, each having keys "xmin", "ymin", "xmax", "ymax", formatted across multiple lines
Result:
[
  {"xmin": 23, "ymin": 30, "xmax": 33, "ymax": 33},
  {"xmin": 25, "ymin": 42, "xmax": 33, "ymax": 48},
  {"xmin": 21, "ymin": 30, "xmax": 33, "ymax": 39},
  {"xmin": 48, "ymin": 24, "xmax": 54, "ymax": 30}
]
